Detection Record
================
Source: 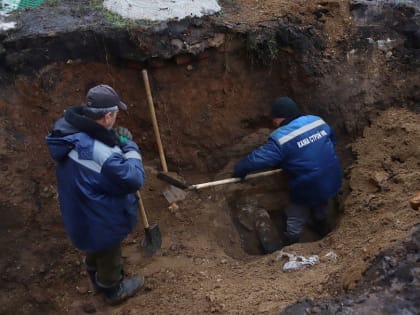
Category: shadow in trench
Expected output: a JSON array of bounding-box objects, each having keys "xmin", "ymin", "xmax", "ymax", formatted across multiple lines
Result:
[{"xmin": 227, "ymin": 188, "xmax": 342, "ymax": 255}]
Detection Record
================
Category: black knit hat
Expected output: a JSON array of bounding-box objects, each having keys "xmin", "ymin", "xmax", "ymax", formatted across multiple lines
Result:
[{"xmin": 271, "ymin": 97, "xmax": 300, "ymax": 118}]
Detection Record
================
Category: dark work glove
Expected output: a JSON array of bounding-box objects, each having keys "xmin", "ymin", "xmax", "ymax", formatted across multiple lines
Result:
[
  {"xmin": 115, "ymin": 127, "xmax": 133, "ymax": 144},
  {"xmin": 232, "ymin": 170, "xmax": 248, "ymax": 182},
  {"xmin": 232, "ymin": 158, "xmax": 250, "ymax": 182}
]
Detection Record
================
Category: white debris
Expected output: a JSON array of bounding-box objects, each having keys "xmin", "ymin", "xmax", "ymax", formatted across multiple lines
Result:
[
  {"xmin": 324, "ymin": 251, "xmax": 338, "ymax": 262},
  {"xmin": 103, "ymin": 0, "xmax": 221, "ymax": 22},
  {"xmin": 0, "ymin": 12, "xmax": 16, "ymax": 31},
  {"xmin": 377, "ymin": 38, "xmax": 397, "ymax": 52},
  {"xmin": 276, "ymin": 251, "xmax": 319, "ymax": 272},
  {"xmin": 367, "ymin": 37, "xmax": 399, "ymax": 52}
]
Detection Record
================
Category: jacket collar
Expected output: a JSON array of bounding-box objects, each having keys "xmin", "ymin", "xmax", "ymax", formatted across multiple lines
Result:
[
  {"xmin": 280, "ymin": 114, "xmax": 303, "ymax": 127},
  {"xmin": 64, "ymin": 106, "xmax": 119, "ymax": 147}
]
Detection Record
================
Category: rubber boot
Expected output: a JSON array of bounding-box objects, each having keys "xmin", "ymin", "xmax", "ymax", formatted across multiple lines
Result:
[
  {"xmin": 96, "ymin": 274, "xmax": 144, "ymax": 305},
  {"xmin": 84, "ymin": 260, "xmax": 101, "ymax": 293},
  {"xmin": 255, "ymin": 208, "xmax": 282, "ymax": 254},
  {"xmin": 279, "ymin": 233, "xmax": 299, "ymax": 249},
  {"xmin": 312, "ymin": 219, "xmax": 331, "ymax": 237}
]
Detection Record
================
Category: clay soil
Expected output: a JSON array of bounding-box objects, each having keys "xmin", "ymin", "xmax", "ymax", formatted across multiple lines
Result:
[{"xmin": 0, "ymin": 1, "xmax": 419, "ymax": 315}]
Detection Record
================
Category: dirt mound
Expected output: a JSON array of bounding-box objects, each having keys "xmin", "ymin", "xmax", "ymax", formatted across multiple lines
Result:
[{"xmin": 281, "ymin": 224, "xmax": 419, "ymax": 315}]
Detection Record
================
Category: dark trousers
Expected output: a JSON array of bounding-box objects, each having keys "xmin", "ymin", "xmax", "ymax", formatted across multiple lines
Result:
[
  {"xmin": 85, "ymin": 244, "xmax": 122, "ymax": 286},
  {"xmin": 284, "ymin": 201, "xmax": 328, "ymax": 242}
]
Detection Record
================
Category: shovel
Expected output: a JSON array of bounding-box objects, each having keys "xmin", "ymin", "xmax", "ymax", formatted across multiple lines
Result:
[
  {"xmin": 142, "ymin": 69, "xmax": 181, "ymax": 210},
  {"xmin": 159, "ymin": 169, "xmax": 282, "ymax": 204},
  {"xmin": 137, "ymin": 191, "xmax": 162, "ymax": 255}
]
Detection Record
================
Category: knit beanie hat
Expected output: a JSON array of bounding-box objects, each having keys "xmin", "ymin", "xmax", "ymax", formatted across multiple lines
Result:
[{"xmin": 271, "ymin": 97, "xmax": 301, "ymax": 118}]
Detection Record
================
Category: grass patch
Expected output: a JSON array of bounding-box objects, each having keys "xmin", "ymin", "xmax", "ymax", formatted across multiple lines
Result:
[
  {"xmin": 89, "ymin": 0, "xmax": 102, "ymax": 9},
  {"xmin": 246, "ymin": 29, "xmax": 279, "ymax": 67},
  {"xmin": 88, "ymin": 1, "xmax": 160, "ymax": 28}
]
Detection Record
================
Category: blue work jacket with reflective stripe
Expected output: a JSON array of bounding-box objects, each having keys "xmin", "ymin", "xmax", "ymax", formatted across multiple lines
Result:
[
  {"xmin": 234, "ymin": 115, "xmax": 342, "ymax": 206},
  {"xmin": 46, "ymin": 120, "xmax": 145, "ymax": 252}
]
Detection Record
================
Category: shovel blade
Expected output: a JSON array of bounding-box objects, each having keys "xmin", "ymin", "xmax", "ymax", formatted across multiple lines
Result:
[
  {"xmin": 141, "ymin": 223, "xmax": 162, "ymax": 255},
  {"xmin": 162, "ymin": 185, "xmax": 187, "ymax": 204}
]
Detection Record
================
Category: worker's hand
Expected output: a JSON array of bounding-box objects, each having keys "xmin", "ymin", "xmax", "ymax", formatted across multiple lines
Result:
[
  {"xmin": 115, "ymin": 127, "xmax": 133, "ymax": 144},
  {"xmin": 232, "ymin": 170, "xmax": 247, "ymax": 183},
  {"xmin": 232, "ymin": 159, "xmax": 249, "ymax": 183}
]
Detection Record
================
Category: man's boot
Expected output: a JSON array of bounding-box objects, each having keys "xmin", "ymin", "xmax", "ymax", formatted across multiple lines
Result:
[
  {"xmin": 96, "ymin": 274, "xmax": 144, "ymax": 305},
  {"xmin": 312, "ymin": 219, "xmax": 331, "ymax": 237},
  {"xmin": 255, "ymin": 208, "xmax": 282, "ymax": 254},
  {"xmin": 279, "ymin": 233, "xmax": 299, "ymax": 249},
  {"xmin": 84, "ymin": 260, "xmax": 101, "ymax": 293}
]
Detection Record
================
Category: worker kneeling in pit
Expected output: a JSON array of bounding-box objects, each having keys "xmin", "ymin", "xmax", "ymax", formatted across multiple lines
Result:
[{"xmin": 233, "ymin": 97, "xmax": 342, "ymax": 253}]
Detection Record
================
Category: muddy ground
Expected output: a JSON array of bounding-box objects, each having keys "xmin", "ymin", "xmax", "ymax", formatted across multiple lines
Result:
[{"xmin": 0, "ymin": 1, "xmax": 419, "ymax": 315}]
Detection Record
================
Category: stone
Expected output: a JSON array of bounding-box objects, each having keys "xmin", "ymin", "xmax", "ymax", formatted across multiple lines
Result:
[
  {"xmin": 207, "ymin": 33, "xmax": 225, "ymax": 47},
  {"xmin": 409, "ymin": 192, "xmax": 420, "ymax": 210},
  {"xmin": 82, "ymin": 303, "xmax": 96, "ymax": 313}
]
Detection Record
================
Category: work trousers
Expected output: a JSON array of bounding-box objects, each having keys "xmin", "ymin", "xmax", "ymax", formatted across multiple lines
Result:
[
  {"xmin": 284, "ymin": 201, "xmax": 328, "ymax": 242},
  {"xmin": 85, "ymin": 244, "xmax": 122, "ymax": 286}
]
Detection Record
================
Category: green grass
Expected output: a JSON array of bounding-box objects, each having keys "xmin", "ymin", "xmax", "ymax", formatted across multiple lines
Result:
[
  {"xmin": 89, "ymin": 0, "xmax": 102, "ymax": 9},
  {"xmin": 246, "ymin": 29, "xmax": 279, "ymax": 67},
  {"xmin": 89, "ymin": 1, "xmax": 159, "ymax": 28}
]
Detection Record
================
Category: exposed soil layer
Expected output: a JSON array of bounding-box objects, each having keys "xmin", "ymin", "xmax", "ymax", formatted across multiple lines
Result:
[{"xmin": 0, "ymin": 1, "xmax": 419, "ymax": 315}]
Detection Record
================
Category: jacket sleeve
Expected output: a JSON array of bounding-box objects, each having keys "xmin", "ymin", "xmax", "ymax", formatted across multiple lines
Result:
[
  {"xmin": 233, "ymin": 138, "xmax": 284, "ymax": 178},
  {"xmin": 101, "ymin": 140, "xmax": 145, "ymax": 195},
  {"xmin": 329, "ymin": 127, "xmax": 337, "ymax": 146}
]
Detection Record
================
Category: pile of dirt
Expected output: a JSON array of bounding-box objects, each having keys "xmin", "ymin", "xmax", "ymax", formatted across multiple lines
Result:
[{"xmin": 281, "ymin": 224, "xmax": 419, "ymax": 315}]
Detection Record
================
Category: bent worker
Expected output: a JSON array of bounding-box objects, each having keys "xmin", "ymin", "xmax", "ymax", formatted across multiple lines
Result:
[
  {"xmin": 45, "ymin": 84, "xmax": 145, "ymax": 305},
  {"xmin": 232, "ymin": 96, "xmax": 342, "ymax": 251}
]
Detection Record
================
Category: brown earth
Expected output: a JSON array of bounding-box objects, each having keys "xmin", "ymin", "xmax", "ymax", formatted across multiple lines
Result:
[{"xmin": 0, "ymin": 1, "xmax": 419, "ymax": 315}]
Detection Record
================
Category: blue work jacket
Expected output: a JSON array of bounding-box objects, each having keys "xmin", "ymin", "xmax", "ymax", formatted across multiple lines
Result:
[
  {"xmin": 45, "ymin": 111, "xmax": 145, "ymax": 252},
  {"xmin": 234, "ymin": 115, "xmax": 342, "ymax": 206}
]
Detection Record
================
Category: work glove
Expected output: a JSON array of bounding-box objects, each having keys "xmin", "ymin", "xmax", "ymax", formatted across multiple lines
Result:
[
  {"xmin": 115, "ymin": 127, "xmax": 133, "ymax": 144},
  {"xmin": 232, "ymin": 169, "xmax": 248, "ymax": 183},
  {"xmin": 232, "ymin": 159, "xmax": 250, "ymax": 182}
]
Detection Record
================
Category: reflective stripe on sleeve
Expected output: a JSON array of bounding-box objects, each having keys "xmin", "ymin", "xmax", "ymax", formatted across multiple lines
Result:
[{"xmin": 124, "ymin": 151, "xmax": 142, "ymax": 160}]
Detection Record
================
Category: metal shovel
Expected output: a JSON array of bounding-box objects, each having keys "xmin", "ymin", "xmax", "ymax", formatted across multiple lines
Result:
[
  {"xmin": 137, "ymin": 191, "xmax": 161, "ymax": 255},
  {"xmin": 159, "ymin": 169, "xmax": 282, "ymax": 204}
]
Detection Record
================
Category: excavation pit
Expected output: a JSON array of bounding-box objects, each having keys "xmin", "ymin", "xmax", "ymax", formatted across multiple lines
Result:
[
  {"xmin": 227, "ymin": 187, "xmax": 342, "ymax": 255},
  {"xmin": 0, "ymin": 1, "xmax": 419, "ymax": 314}
]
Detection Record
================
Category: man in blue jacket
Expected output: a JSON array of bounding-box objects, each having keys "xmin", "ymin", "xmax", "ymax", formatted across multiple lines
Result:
[
  {"xmin": 46, "ymin": 84, "xmax": 145, "ymax": 305},
  {"xmin": 233, "ymin": 97, "xmax": 342, "ymax": 252}
]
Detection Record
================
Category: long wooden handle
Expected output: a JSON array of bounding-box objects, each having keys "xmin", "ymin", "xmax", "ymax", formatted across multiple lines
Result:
[
  {"xmin": 189, "ymin": 169, "xmax": 282, "ymax": 190},
  {"xmin": 142, "ymin": 69, "xmax": 168, "ymax": 172},
  {"xmin": 137, "ymin": 191, "xmax": 149, "ymax": 228}
]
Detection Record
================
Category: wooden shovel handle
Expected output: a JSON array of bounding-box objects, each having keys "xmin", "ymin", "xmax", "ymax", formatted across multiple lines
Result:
[
  {"xmin": 137, "ymin": 191, "xmax": 149, "ymax": 228},
  {"xmin": 189, "ymin": 169, "xmax": 282, "ymax": 190},
  {"xmin": 142, "ymin": 69, "xmax": 178, "ymax": 209},
  {"xmin": 142, "ymin": 69, "xmax": 168, "ymax": 172}
]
